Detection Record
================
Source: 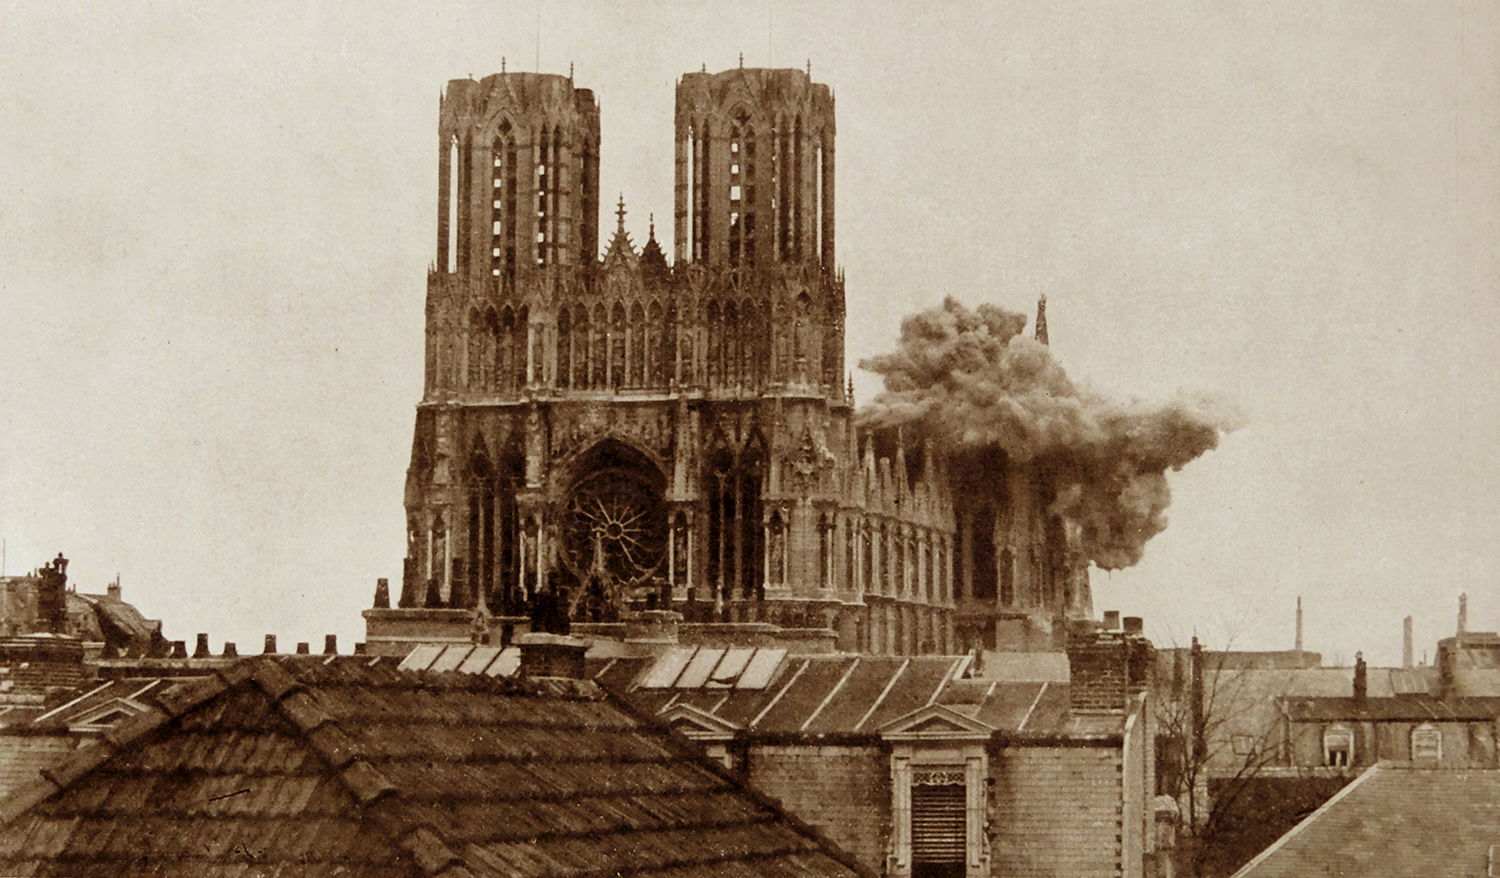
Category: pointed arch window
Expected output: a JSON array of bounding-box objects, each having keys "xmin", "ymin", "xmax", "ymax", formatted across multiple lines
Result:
[
  {"xmin": 727, "ymin": 110, "xmax": 754, "ymax": 266},
  {"xmin": 590, "ymin": 305, "xmax": 606, "ymax": 388},
  {"xmin": 516, "ymin": 305, "xmax": 530, "ymax": 388},
  {"xmin": 723, "ymin": 301, "xmax": 739, "ymax": 387},
  {"xmin": 646, "ymin": 300, "xmax": 664, "ymax": 384},
  {"xmin": 491, "ymin": 121, "xmax": 517, "ymax": 281},
  {"xmin": 629, "ymin": 303, "xmax": 646, "ymax": 387},
  {"xmin": 498, "ymin": 308, "xmax": 517, "ymax": 393},
  {"xmin": 609, "ymin": 303, "xmax": 626, "ymax": 388}
]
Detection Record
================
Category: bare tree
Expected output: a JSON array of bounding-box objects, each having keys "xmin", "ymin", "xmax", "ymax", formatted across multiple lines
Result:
[{"xmin": 1155, "ymin": 636, "xmax": 1295, "ymax": 877}]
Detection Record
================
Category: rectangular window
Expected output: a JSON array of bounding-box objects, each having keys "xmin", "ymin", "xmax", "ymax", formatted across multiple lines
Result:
[
  {"xmin": 911, "ymin": 776, "xmax": 966, "ymax": 877},
  {"xmin": 1323, "ymin": 726, "xmax": 1354, "ymax": 767},
  {"xmin": 1231, "ymin": 735, "xmax": 1255, "ymax": 756},
  {"xmin": 1411, "ymin": 725, "xmax": 1442, "ymax": 762}
]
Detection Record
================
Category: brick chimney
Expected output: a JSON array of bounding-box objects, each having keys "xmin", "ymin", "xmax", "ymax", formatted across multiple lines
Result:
[
  {"xmin": 106, "ymin": 575, "xmax": 121, "ymax": 602},
  {"xmin": 263, "ymin": 634, "xmax": 278, "ymax": 654},
  {"xmin": 1066, "ymin": 619, "xmax": 1154, "ymax": 713},
  {"xmin": 193, "ymin": 633, "xmax": 211, "ymax": 658},
  {"xmin": 515, "ymin": 632, "xmax": 589, "ymax": 680},
  {"xmin": 1402, "ymin": 616, "xmax": 1414, "ymax": 669},
  {"xmin": 323, "ymin": 635, "xmax": 338, "ymax": 655},
  {"xmin": 295, "ymin": 642, "xmax": 310, "ymax": 655},
  {"xmin": 1353, "ymin": 651, "xmax": 1367, "ymax": 705},
  {"xmin": 373, "ymin": 578, "xmax": 390, "ymax": 610},
  {"xmin": 35, "ymin": 554, "xmax": 69, "ymax": 635},
  {"xmin": 1458, "ymin": 593, "xmax": 1468, "ymax": 635},
  {"xmin": 222, "ymin": 642, "xmax": 238, "ymax": 658}
]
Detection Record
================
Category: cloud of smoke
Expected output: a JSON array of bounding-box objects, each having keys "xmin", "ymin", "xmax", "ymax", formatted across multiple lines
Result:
[{"xmin": 858, "ymin": 297, "xmax": 1240, "ymax": 570}]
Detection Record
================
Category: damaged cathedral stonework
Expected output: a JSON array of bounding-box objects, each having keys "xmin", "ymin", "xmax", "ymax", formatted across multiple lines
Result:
[{"xmin": 364, "ymin": 66, "xmax": 1225, "ymax": 657}]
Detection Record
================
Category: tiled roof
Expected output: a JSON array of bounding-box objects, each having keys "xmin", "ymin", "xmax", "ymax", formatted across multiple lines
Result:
[
  {"xmin": 0, "ymin": 656, "xmax": 867, "ymax": 877},
  {"xmin": 1233, "ymin": 763, "xmax": 1500, "ymax": 878}
]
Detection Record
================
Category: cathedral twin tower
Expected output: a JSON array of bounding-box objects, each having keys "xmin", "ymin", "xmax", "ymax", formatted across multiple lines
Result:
[{"xmin": 370, "ymin": 66, "xmax": 1089, "ymax": 658}]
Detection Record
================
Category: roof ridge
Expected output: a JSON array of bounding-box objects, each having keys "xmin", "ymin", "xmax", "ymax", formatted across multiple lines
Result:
[{"xmin": 237, "ymin": 658, "xmax": 477, "ymax": 877}]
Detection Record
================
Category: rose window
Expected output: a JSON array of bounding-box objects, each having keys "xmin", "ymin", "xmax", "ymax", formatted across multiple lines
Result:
[{"xmin": 560, "ymin": 466, "xmax": 667, "ymax": 587}]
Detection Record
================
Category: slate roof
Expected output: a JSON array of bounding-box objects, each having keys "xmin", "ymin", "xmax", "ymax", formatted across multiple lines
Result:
[
  {"xmin": 1232, "ymin": 763, "xmax": 1500, "ymax": 878},
  {"xmin": 1283, "ymin": 695, "xmax": 1500, "ymax": 722},
  {"xmin": 0, "ymin": 656, "xmax": 867, "ymax": 877},
  {"xmin": 401, "ymin": 645, "xmax": 1102, "ymax": 738}
]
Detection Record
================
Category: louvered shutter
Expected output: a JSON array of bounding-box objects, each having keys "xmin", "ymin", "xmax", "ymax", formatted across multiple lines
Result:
[{"xmin": 910, "ymin": 783, "xmax": 966, "ymax": 864}]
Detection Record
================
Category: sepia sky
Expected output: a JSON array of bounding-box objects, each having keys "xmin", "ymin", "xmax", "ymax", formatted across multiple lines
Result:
[{"xmin": 1, "ymin": 1, "xmax": 1495, "ymax": 665}]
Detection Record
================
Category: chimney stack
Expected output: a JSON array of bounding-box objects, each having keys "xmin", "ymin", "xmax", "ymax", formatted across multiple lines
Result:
[
  {"xmin": 515, "ymin": 632, "xmax": 589, "ymax": 680},
  {"xmin": 323, "ymin": 634, "xmax": 338, "ymax": 655},
  {"xmin": 193, "ymin": 633, "xmax": 210, "ymax": 658},
  {"xmin": 1458, "ymin": 593, "xmax": 1468, "ymax": 635},
  {"xmin": 222, "ymin": 642, "xmax": 238, "ymax": 658},
  {"xmin": 1103, "ymin": 610, "xmax": 1121, "ymax": 630},
  {"xmin": 1402, "ymin": 616, "xmax": 1414, "ymax": 668},
  {"xmin": 1123, "ymin": 616, "xmax": 1144, "ymax": 635},
  {"xmin": 373, "ymin": 578, "xmax": 391, "ymax": 609},
  {"xmin": 106, "ymin": 575, "xmax": 121, "ymax": 601},
  {"xmin": 263, "ymin": 634, "xmax": 277, "ymax": 654},
  {"xmin": 1295, "ymin": 596, "xmax": 1304, "ymax": 653},
  {"xmin": 169, "ymin": 640, "xmax": 187, "ymax": 659},
  {"xmin": 295, "ymin": 642, "xmax": 310, "ymax": 655},
  {"xmin": 1353, "ymin": 651, "xmax": 1367, "ymax": 704}
]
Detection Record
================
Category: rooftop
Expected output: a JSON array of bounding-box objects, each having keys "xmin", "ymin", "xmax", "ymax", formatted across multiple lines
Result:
[
  {"xmin": 0, "ymin": 656, "xmax": 866, "ymax": 877},
  {"xmin": 1233, "ymin": 763, "xmax": 1500, "ymax": 878}
]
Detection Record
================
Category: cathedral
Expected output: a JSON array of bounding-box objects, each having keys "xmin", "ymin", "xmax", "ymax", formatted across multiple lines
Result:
[{"xmin": 363, "ymin": 65, "xmax": 1093, "ymax": 657}]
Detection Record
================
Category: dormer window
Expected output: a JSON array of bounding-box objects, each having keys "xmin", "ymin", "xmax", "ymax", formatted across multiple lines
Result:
[{"xmin": 1323, "ymin": 724, "xmax": 1354, "ymax": 767}]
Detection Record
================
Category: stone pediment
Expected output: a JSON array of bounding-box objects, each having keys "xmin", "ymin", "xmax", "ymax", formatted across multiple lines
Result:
[
  {"xmin": 659, "ymin": 702, "xmax": 740, "ymax": 739},
  {"xmin": 878, "ymin": 704, "xmax": 994, "ymax": 740}
]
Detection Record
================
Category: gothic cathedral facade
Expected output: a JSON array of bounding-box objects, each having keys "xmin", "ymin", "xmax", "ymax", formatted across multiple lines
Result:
[{"xmin": 364, "ymin": 67, "xmax": 1092, "ymax": 656}]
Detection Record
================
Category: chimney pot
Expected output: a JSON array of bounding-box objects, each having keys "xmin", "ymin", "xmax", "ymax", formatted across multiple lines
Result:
[
  {"xmin": 263, "ymin": 634, "xmax": 277, "ymax": 654},
  {"xmin": 323, "ymin": 635, "xmax": 337, "ymax": 655},
  {"xmin": 1103, "ymin": 610, "xmax": 1121, "ymax": 630},
  {"xmin": 193, "ymin": 633, "xmax": 210, "ymax": 658},
  {"xmin": 295, "ymin": 642, "xmax": 310, "ymax": 655},
  {"xmin": 1123, "ymin": 616, "xmax": 1144, "ymax": 635},
  {"xmin": 222, "ymin": 642, "xmax": 238, "ymax": 658}
]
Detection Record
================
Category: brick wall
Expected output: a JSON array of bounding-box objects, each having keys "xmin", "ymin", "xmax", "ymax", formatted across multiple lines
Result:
[
  {"xmin": 745, "ymin": 743, "xmax": 890, "ymax": 871},
  {"xmin": 991, "ymin": 744, "xmax": 1122, "ymax": 877},
  {"xmin": 0, "ymin": 734, "xmax": 79, "ymax": 797}
]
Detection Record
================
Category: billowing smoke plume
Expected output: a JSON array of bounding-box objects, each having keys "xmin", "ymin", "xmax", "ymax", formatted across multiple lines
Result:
[{"xmin": 858, "ymin": 297, "xmax": 1239, "ymax": 570}]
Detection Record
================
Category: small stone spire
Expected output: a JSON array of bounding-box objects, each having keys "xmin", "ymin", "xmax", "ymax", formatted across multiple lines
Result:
[
  {"xmin": 569, "ymin": 61, "xmax": 574, "ymax": 81},
  {"xmin": 648, "ymin": 213, "xmax": 655, "ymax": 241},
  {"xmin": 1035, "ymin": 295, "xmax": 1049, "ymax": 345},
  {"xmin": 615, "ymin": 193, "xmax": 627, "ymax": 235},
  {"xmin": 501, "ymin": 56, "xmax": 506, "ymax": 74},
  {"xmin": 739, "ymin": 52, "xmax": 744, "ymax": 68}
]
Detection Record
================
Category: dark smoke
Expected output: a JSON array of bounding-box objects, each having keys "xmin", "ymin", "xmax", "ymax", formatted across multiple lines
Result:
[{"xmin": 858, "ymin": 297, "xmax": 1240, "ymax": 570}]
